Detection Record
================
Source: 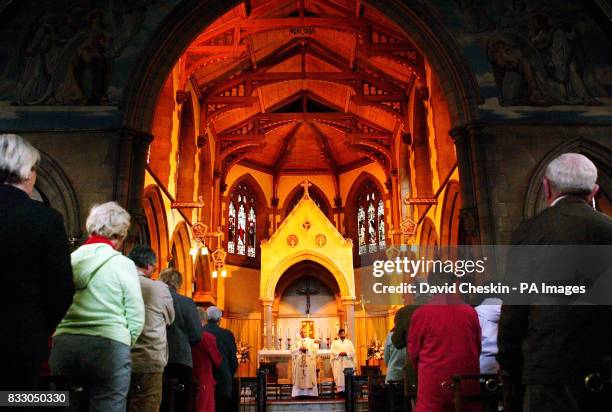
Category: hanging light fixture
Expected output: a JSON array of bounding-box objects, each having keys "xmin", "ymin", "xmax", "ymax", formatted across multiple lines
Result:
[{"xmin": 191, "ymin": 222, "xmax": 227, "ymax": 277}]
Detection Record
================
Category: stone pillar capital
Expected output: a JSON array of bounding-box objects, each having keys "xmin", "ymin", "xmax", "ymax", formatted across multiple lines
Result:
[{"xmin": 259, "ymin": 297, "xmax": 274, "ymax": 306}]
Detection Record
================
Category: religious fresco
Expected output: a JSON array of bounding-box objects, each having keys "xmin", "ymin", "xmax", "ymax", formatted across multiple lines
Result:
[
  {"xmin": 0, "ymin": 0, "xmax": 179, "ymax": 109},
  {"xmin": 0, "ymin": 0, "xmax": 610, "ymax": 129},
  {"xmin": 434, "ymin": 0, "xmax": 612, "ymax": 121}
]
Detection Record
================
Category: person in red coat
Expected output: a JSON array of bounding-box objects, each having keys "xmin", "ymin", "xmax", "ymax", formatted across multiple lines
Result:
[
  {"xmin": 408, "ymin": 272, "xmax": 482, "ymax": 412},
  {"xmin": 192, "ymin": 316, "xmax": 222, "ymax": 412}
]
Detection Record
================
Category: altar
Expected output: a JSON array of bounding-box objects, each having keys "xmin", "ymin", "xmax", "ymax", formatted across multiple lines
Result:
[{"xmin": 257, "ymin": 349, "xmax": 333, "ymax": 383}]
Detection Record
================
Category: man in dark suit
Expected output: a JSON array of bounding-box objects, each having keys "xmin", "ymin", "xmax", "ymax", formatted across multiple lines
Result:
[
  {"xmin": 0, "ymin": 134, "xmax": 74, "ymax": 390},
  {"xmin": 497, "ymin": 153, "xmax": 612, "ymax": 411},
  {"xmin": 203, "ymin": 306, "xmax": 238, "ymax": 412}
]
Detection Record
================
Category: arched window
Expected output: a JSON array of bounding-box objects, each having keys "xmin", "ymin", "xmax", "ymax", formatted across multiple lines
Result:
[
  {"xmin": 227, "ymin": 183, "xmax": 257, "ymax": 258},
  {"xmin": 357, "ymin": 182, "xmax": 385, "ymax": 255}
]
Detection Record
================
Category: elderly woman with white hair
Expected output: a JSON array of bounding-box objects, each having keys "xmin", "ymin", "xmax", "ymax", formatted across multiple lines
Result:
[
  {"xmin": 0, "ymin": 134, "xmax": 74, "ymax": 391},
  {"xmin": 50, "ymin": 202, "xmax": 145, "ymax": 412}
]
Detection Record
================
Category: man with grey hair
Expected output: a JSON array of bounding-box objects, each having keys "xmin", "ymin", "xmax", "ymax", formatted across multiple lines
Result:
[
  {"xmin": 0, "ymin": 134, "xmax": 74, "ymax": 391},
  {"xmin": 498, "ymin": 153, "xmax": 612, "ymax": 411},
  {"xmin": 128, "ymin": 245, "xmax": 175, "ymax": 412},
  {"xmin": 203, "ymin": 306, "xmax": 238, "ymax": 412}
]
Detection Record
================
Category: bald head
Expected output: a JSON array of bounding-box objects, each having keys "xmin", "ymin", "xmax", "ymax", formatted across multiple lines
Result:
[{"xmin": 543, "ymin": 153, "xmax": 599, "ymax": 205}]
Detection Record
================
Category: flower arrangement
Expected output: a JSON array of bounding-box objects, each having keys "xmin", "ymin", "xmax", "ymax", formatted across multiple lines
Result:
[
  {"xmin": 236, "ymin": 342, "xmax": 250, "ymax": 363},
  {"xmin": 367, "ymin": 339, "xmax": 384, "ymax": 360}
]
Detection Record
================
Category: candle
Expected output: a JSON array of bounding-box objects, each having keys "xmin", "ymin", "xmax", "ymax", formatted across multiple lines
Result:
[
  {"xmin": 263, "ymin": 322, "xmax": 266, "ymax": 337},
  {"xmin": 272, "ymin": 324, "xmax": 275, "ymax": 338},
  {"xmin": 344, "ymin": 321, "xmax": 348, "ymax": 331},
  {"xmin": 287, "ymin": 327, "xmax": 290, "ymax": 339},
  {"xmin": 326, "ymin": 327, "xmax": 330, "ymax": 339},
  {"xmin": 318, "ymin": 328, "xmax": 321, "ymax": 339}
]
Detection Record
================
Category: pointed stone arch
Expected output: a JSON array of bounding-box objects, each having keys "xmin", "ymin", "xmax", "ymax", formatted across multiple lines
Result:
[
  {"xmin": 34, "ymin": 150, "xmax": 81, "ymax": 241},
  {"xmin": 224, "ymin": 173, "xmax": 269, "ymax": 267},
  {"xmin": 344, "ymin": 171, "xmax": 388, "ymax": 265},
  {"xmin": 440, "ymin": 180, "xmax": 462, "ymax": 248},
  {"xmin": 169, "ymin": 221, "xmax": 193, "ymax": 296},
  {"xmin": 143, "ymin": 184, "xmax": 169, "ymax": 273}
]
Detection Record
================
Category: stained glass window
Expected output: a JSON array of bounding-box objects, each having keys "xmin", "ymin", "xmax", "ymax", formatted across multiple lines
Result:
[
  {"xmin": 356, "ymin": 182, "xmax": 385, "ymax": 255},
  {"xmin": 227, "ymin": 183, "xmax": 257, "ymax": 257}
]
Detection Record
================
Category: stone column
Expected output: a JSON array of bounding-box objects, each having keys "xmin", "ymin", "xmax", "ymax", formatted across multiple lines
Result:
[
  {"xmin": 449, "ymin": 126, "xmax": 479, "ymax": 245},
  {"xmin": 260, "ymin": 297, "xmax": 274, "ymax": 350},
  {"xmin": 113, "ymin": 127, "xmax": 153, "ymax": 215},
  {"xmin": 467, "ymin": 123, "xmax": 495, "ymax": 245}
]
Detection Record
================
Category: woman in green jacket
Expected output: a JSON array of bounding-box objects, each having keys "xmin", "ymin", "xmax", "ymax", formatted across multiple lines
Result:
[{"xmin": 50, "ymin": 201, "xmax": 145, "ymax": 412}]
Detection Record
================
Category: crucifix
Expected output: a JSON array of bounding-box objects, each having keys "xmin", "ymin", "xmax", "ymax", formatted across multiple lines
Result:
[
  {"xmin": 301, "ymin": 179, "xmax": 312, "ymax": 198},
  {"xmin": 296, "ymin": 283, "xmax": 320, "ymax": 319}
]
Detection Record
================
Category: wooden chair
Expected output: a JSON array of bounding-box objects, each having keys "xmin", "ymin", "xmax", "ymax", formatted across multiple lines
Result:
[
  {"xmin": 360, "ymin": 365, "xmax": 382, "ymax": 378},
  {"xmin": 259, "ymin": 362, "xmax": 279, "ymax": 399},
  {"xmin": 443, "ymin": 374, "xmax": 503, "ymax": 412}
]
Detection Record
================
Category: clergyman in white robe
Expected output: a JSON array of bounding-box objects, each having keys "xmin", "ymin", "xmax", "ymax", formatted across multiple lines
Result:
[
  {"xmin": 291, "ymin": 332, "xmax": 319, "ymax": 397},
  {"xmin": 330, "ymin": 333, "xmax": 355, "ymax": 392}
]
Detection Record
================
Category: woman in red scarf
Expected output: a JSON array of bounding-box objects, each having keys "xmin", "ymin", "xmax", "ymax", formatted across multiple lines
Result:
[{"xmin": 192, "ymin": 309, "xmax": 222, "ymax": 412}]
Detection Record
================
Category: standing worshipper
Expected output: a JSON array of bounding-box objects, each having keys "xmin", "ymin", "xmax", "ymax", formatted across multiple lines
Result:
[
  {"xmin": 0, "ymin": 134, "xmax": 74, "ymax": 391},
  {"xmin": 291, "ymin": 327, "xmax": 319, "ymax": 398},
  {"xmin": 159, "ymin": 268, "xmax": 202, "ymax": 412},
  {"xmin": 330, "ymin": 328, "xmax": 355, "ymax": 394},
  {"xmin": 384, "ymin": 328, "xmax": 406, "ymax": 384},
  {"xmin": 127, "ymin": 245, "xmax": 175, "ymax": 412},
  {"xmin": 497, "ymin": 153, "xmax": 612, "ymax": 411},
  {"xmin": 50, "ymin": 202, "xmax": 145, "ymax": 412},
  {"xmin": 474, "ymin": 297, "xmax": 502, "ymax": 374},
  {"xmin": 203, "ymin": 306, "xmax": 238, "ymax": 412},
  {"xmin": 408, "ymin": 271, "xmax": 482, "ymax": 412},
  {"xmin": 192, "ymin": 308, "xmax": 222, "ymax": 412}
]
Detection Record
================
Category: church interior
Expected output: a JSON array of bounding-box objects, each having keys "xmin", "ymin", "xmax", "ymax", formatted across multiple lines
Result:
[
  {"xmin": 144, "ymin": 0, "xmax": 462, "ymax": 378},
  {"xmin": 1, "ymin": 0, "xmax": 612, "ymax": 409}
]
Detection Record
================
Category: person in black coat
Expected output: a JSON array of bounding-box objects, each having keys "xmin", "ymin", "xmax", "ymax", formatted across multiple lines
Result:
[
  {"xmin": 203, "ymin": 306, "xmax": 238, "ymax": 412},
  {"xmin": 158, "ymin": 268, "xmax": 201, "ymax": 412},
  {"xmin": 497, "ymin": 153, "xmax": 612, "ymax": 411},
  {"xmin": 0, "ymin": 134, "xmax": 74, "ymax": 390}
]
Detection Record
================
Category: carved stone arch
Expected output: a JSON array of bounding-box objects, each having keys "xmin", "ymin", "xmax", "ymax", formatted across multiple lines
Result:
[
  {"xmin": 524, "ymin": 138, "xmax": 612, "ymax": 219},
  {"xmin": 224, "ymin": 173, "xmax": 269, "ymax": 267},
  {"xmin": 282, "ymin": 182, "xmax": 332, "ymax": 221},
  {"xmin": 439, "ymin": 180, "xmax": 462, "ymax": 248},
  {"xmin": 272, "ymin": 260, "xmax": 342, "ymax": 320},
  {"xmin": 344, "ymin": 171, "xmax": 388, "ymax": 265},
  {"xmin": 419, "ymin": 217, "xmax": 439, "ymax": 262},
  {"xmin": 143, "ymin": 185, "xmax": 169, "ymax": 272},
  {"xmin": 169, "ymin": 221, "xmax": 193, "ymax": 296},
  {"xmin": 35, "ymin": 150, "xmax": 81, "ymax": 240}
]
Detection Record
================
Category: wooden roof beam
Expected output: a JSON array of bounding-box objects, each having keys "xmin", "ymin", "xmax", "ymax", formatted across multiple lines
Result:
[
  {"xmin": 273, "ymin": 123, "xmax": 301, "ymax": 176},
  {"xmin": 308, "ymin": 122, "xmax": 339, "ymax": 175}
]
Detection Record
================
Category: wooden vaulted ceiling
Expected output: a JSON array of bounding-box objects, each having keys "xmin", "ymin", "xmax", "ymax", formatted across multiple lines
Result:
[{"xmin": 177, "ymin": 0, "xmax": 424, "ymax": 177}]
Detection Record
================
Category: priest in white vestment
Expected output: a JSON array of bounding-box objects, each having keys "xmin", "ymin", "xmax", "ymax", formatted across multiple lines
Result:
[
  {"xmin": 291, "ymin": 328, "xmax": 319, "ymax": 397},
  {"xmin": 330, "ymin": 329, "xmax": 355, "ymax": 393}
]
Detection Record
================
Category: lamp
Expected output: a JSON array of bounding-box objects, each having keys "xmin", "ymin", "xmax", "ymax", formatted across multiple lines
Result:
[{"xmin": 191, "ymin": 222, "xmax": 228, "ymax": 277}]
